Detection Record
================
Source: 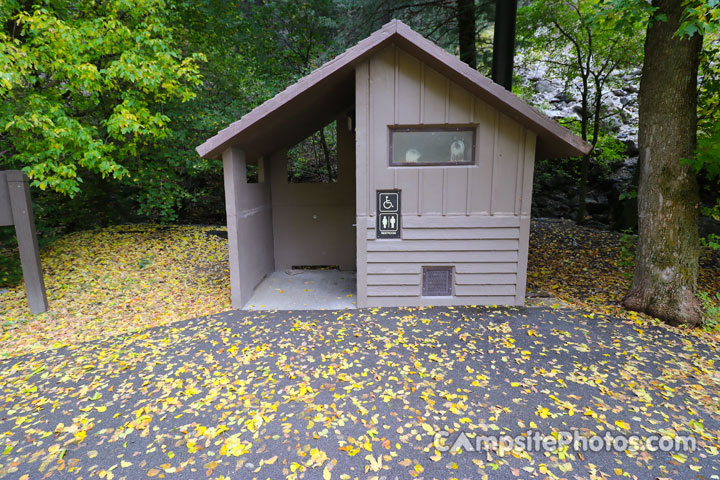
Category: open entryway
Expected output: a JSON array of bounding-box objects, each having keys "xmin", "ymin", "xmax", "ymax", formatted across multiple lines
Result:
[{"xmin": 240, "ymin": 112, "xmax": 357, "ymax": 309}]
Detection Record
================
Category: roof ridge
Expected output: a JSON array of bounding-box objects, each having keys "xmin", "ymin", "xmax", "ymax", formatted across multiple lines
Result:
[
  {"xmin": 209, "ymin": 21, "xmax": 399, "ymax": 143},
  {"xmin": 392, "ymin": 21, "xmax": 572, "ymax": 142},
  {"xmin": 197, "ymin": 19, "xmax": 592, "ymax": 160}
]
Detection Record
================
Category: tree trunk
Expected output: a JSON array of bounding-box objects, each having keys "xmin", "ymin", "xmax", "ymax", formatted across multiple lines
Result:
[
  {"xmin": 577, "ymin": 82, "xmax": 604, "ymax": 224},
  {"xmin": 575, "ymin": 75, "xmax": 590, "ymax": 224},
  {"xmin": 319, "ymin": 127, "xmax": 334, "ymax": 183},
  {"xmin": 575, "ymin": 154, "xmax": 590, "ymax": 223},
  {"xmin": 623, "ymin": 0, "xmax": 703, "ymax": 327},
  {"xmin": 457, "ymin": 0, "xmax": 476, "ymax": 69}
]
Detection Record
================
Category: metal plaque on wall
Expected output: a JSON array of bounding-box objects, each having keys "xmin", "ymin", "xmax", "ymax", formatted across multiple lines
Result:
[{"xmin": 376, "ymin": 190, "xmax": 401, "ymax": 239}]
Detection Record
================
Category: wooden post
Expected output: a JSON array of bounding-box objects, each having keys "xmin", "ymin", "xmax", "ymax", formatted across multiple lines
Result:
[
  {"xmin": 1, "ymin": 171, "xmax": 48, "ymax": 314},
  {"xmin": 222, "ymin": 147, "xmax": 245, "ymax": 309}
]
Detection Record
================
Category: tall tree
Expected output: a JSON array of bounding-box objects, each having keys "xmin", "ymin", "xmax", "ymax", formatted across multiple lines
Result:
[
  {"xmin": 517, "ymin": 0, "xmax": 645, "ymax": 224},
  {"xmin": 351, "ymin": 0, "xmax": 495, "ymax": 73},
  {"xmin": 0, "ymin": 0, "xmax": 203, "ymax": 198},
  {"xmin": 622, "ymin": 0, "xmax": 704, "ymax": 326},
  {"xmin": 457, "ymin": 0, "xmax": 477, "ymax": 68},
  {"xmin": 491, "ymin": 0, "xmax": 517, "ymax": 90}
]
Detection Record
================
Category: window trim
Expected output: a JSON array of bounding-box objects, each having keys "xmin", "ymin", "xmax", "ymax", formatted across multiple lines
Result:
[{"xmin": 388, "ymin": 125, "xmax": 477, "ymax": 167}]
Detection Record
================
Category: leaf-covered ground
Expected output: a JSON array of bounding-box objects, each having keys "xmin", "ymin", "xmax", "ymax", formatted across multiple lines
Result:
[
  {"xmin": 0, "ymin": 221, "xmax": 719, "ymax": 478},
  {"xmin": 0, "ymin": 225, "xmax": 231, "ymax": 359},
  {"xmin": 527, "ymin": 219, "xmax": 720, "ymax": 324},
  {"xmin": 2, "ymin": 220, "xmax": 718, "ymax": 360},
  {"xmin": 1, "ymin": 307, "xmax": 719, "ymax": 479}
]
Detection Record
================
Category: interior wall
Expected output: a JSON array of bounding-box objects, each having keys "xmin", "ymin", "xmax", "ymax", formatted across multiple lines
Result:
[
  {"xmin": 222, "ymin": 147, "xmax": 275, "ymax": 309},
  {"xmin": 270, "ymin": 114, "xmax": 356, "ymax": 270},
  {"xmin": 355, "ymin": 45, "xmax": 536, "ymax": 308}
]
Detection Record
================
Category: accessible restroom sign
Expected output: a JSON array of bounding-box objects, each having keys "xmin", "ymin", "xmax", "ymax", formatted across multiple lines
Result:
[{"xmin": 376, "ymin": 190, "xmax": 401, "ymax": 239}]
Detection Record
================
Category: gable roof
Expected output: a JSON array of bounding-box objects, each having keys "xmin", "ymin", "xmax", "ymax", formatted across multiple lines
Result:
[{"xmin": 196, "ymin": 20, "xmax": 592, "ymax": 160}]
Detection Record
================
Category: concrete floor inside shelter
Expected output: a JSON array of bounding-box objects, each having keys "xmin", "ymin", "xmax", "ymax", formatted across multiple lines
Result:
[{"xmin": 245, "ymin": 270, "xmax": 357, "ymax": 310}]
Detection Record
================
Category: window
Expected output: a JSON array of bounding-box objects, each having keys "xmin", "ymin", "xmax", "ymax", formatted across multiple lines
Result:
[
  {"xmin": 246, "ymin": 157, "xmax": 264, "ymax": 183},
  {"xmin": 390, "ymin": 127, "xmax": 475, "ymax": 166},
  {"xmin": 287, "ymin": 121, "xmax": 338, "ymax": 183}
]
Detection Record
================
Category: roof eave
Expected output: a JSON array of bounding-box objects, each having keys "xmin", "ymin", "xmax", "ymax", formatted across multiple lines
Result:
[
  {"xmin": 196, "ymin": 19, "xmax": 593, "ymax": 161},
  {"xmin": 196, "ymin": 20, "xmax": 402, "ymax": 160}
]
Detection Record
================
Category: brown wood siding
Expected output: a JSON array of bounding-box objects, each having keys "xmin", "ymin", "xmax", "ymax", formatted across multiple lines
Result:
[
  {"xmin": 355, "ymin": 45, "xmax": 537, "ymax": 308},
  {"xmin": 364, "ymin": 217, "xmax": 521, "ymax": 305},
  {"xmin": 367, "ymin": 262, "xmax": 518, "ymax": 274}
]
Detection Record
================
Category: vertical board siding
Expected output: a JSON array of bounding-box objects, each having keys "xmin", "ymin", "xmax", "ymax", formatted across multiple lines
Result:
[
  {"xmin": 355, "ymin": 61, "xmax": 370, "ymax": 217},
  {"xmin": 521, "ymin": 131, "xmax": 537, "ymax": 216},
  {"xmin": 397, "ymin": 50, "xmax": 422, "ymax": 124},
  {"xmin": 356, "ymin": 45, "xmax": 536, "ymax": 308},
  {"xmin": 448, "ymin": 82, "xmax": 473, "ymax": 123},
  {"xmin": 423, "ymin": 67, "xmax": 448, "ymax": 123},
  {"xmin": 420, "ymin": 169, "xmax": 444, "ymax": 215},
  {"xmin": 472, "ymin": 99, "xmax": 495, "ymax": 214},
  {"xmin": 446, "ymin": 168, "xmax": 469, "ymax": 214},
  {"xmin": 371, "ymin": 48, "xmax": 395, "ymax": 194},
  {"xmin": 492, "ymin": 113, "xmax": 523, "ymax": 214},
  {"xmin": 396, "ymin": 169, "xmax": 419, "ymax": 214}
]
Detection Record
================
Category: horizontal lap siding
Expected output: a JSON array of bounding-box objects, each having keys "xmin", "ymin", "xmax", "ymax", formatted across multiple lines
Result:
[
  {"xmin": 368, "ymin": 227, "xmax": 519, "ymax": 240},
  {"xmin": 367, "ymin": 285, "xmax": 419, "ymax": 296},
  {"xmin": 402, "ymin": 216, "xmax": 520, "ymax": 228},
  {"xmin": 455, "ymin": 284, "xmax": 517, "ymax": 296},
  {"xmin": 365, "ymin": 215, "xmax": 521, "ymax": 306},
  {"xmin": 367, "ymin": 262, "xmax": 517, "ymax": 274},
  {"xmin": 455, "ymin": 273, "xmax": 517, "ymax": 284},
  {"xmin": 367, "ymin": 250, "xmax": 518, "ymax": 262},
  {"xmin": 367, "ymin": 296, "xmax": 517, "ymax": 307},
  {"xmin": 367, "ymin": 274, "xmax": 420, "ymax": 285},
  {"xmin": 366, "ymin": 239, "xmax": 519, "ymax": 252}
]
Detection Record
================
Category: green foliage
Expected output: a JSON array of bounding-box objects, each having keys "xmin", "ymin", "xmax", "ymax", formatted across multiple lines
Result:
[
  {"xmin": 0, "ymin": 0, "xmax": 353, "ymax": 225},
  {"xmin": 619, "ymin": 189, "xmax": 637, "ymax": 201},
  {"xmin": 619, "ymin": 229, "xmax": 636, "ymax": 279},
  {"xmin": 517, "ymin": 0, "xmax": 646, "ymax": 224},
  {"xmin": 138, "ymin": 254, "xmax": 155, "ymax": 269},
  {"xmin": 0, "ymin": 0, "xmax": 204, "ymax": 200},
  {"xmin": 517, "ymin": 0, "xmax": 645, "ymax": 143},
  {"xmin": 591, "ymin": 130, "xmax": 627, "ymax": 168},
  {"xmin": 287, "ymin": 122, "xmax": 338, "ymax": 183},
  {"xmin": 690, "ymin": 36, "xmax": 720, "ymax": 249},
  {"xmin": 699, "ymin": 291, "xmax": 720, "ymax": 331},
  {"xmin": 677, "ymin": 0, "xmax": 720, "ymax": 38},
  {"xmin": 350, "ymin": 0, "xmax": 496, "ymax": 75},
  {"xmin": 550, "ymin": 117, "xmax": 627, "ymax": 173},
  {"xmin": 153, "ymin": 0, "xmax": 346, "ymax": 219},
  {"xmin": 0, "ymin": 227, "xmax": 23, "ymax": 288},
  {"xmin": 701, "ymin": 233, "xmax": 720, "ymax": 250},
  {"xmin": 0, "ymin": 213, "xmax": 58, "ymax": 288}
]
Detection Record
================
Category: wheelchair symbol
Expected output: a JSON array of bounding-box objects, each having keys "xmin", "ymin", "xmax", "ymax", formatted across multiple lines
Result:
[{"xmin": 380, "ymin": 193, "xmax": 398, "ymax": 212}]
